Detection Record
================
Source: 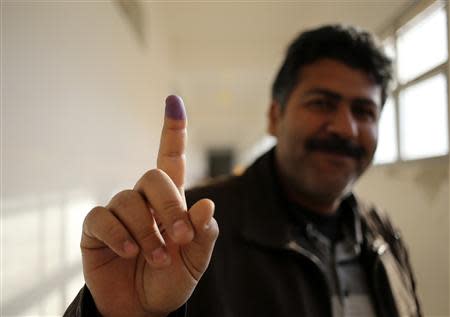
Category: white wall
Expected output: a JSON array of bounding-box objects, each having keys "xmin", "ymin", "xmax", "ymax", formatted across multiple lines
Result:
[
  {"xmin": 170, "ymin": 36, "xmax": 280, "ymax": 179},
  {"xmin": 2, "ymin": 2, "xmax": 174, "ymax": 315},
  {"xmin": 448, "ymin": 3, "xmax": 450, "ymax": 316}
]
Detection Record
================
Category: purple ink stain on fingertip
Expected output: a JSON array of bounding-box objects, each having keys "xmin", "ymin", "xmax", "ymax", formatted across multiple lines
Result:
[{"xmin": 165, "ymin": 95, "xmax": 186, "ymax": 120}]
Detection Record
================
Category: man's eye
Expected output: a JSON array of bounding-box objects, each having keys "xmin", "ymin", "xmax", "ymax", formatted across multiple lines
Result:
[{"xmin": 353, "ymin": 107, "xmax": 377, "ymax": 121}]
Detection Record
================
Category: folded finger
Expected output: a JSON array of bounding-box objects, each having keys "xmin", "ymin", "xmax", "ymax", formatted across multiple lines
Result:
[
  {"xmin": 82, "ymin": 206, "xmax": 139, "ymax": 259},
  {"xmin": 134, "ymin": 169, "xmax": 194, "ymax": 245},
  {"xmin": 107, "ymin": 190, "xmax": 171, "ymax": 267},
  {"xmin": 182, "ymin": 199, "xmax": 219, "ymax": 280}
]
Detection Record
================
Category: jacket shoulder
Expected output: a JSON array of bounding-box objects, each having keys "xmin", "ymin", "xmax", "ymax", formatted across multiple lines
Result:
[
  {"xmin": 356, "ymin": 198, "xmax": 402, "ymax": 243},
  {"xmin": 186, "ymin": 174, "xmax": 245, "ymax": 209}
]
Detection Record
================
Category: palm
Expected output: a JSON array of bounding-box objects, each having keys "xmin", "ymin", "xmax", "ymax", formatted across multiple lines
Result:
[{"xmin": 82, "ymin": 230, "xmax": 200, "ymax": 316}]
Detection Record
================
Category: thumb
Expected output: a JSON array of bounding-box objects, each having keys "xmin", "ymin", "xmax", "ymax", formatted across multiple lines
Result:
[{"xmin": 183, "ymin": 199, "xmax": 219, "ymax": 281}]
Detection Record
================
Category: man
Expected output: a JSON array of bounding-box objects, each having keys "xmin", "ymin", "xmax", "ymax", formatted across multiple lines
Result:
[{"xmin": 65, "ymin": 25, "xmax": 421, "ymax": 317}]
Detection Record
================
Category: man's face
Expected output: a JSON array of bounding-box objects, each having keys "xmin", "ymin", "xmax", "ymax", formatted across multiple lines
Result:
[{"xmin": 269, "ymin": 58, "xmax": 381, "ymax": 209}]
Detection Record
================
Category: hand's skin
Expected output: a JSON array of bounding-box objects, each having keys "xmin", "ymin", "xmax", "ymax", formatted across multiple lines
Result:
[{"xmin": 80, "ymin": 95, "xmax": 219, "ymax": 317}]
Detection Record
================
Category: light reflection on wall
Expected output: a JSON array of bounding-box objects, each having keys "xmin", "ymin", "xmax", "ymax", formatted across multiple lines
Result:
[{"xmin": 2, "ymin": 193, "xmax": 94, "ymax": 316}]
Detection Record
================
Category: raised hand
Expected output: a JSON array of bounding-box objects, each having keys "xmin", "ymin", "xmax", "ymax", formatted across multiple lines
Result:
[{"xmin": 80, "ymin": 95, "xmax": 219, "ymax": 317}]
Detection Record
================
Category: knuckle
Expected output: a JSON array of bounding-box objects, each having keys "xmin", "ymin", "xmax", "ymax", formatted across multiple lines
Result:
[
  {"xmin": 110, "ymin": 190, "xmax": 140, "ymax": 211},
  {"xmin": 142, "ymin": 168, "xmax": 165, "ymax": 183},
  {"xmin": 136, "ymin": 226, "xmax": 161, "ymax": 247},
  {"xmin": 83, "ymin": 206, "xmax": 104, "ymax": 230},
  {"xmin": 161, "ymin": 198, "xmax": 185, "ymax": 216},
  {"xmin": 104, "ymin": 221, "xmax": 127, "ymax": 243}
]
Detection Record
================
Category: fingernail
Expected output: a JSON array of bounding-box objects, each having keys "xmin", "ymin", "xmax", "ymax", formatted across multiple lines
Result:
[
  {"xmin": 165, "ymin": 95, "xmax": 186, "ymax": 120},
  {"xmin": 123, "ymin": 240, "xmax": 138, "ymax": 255},
  {"xmin": 151, "ymin": 247, "xmax": 168, "ymax": 264},
  {"xmin": 172, "ymin": 219, "xmax": 191, "ymax": 240},
  {"xmin": 204, "ymin": 219, "xmax": 213, "ymax": 230}
]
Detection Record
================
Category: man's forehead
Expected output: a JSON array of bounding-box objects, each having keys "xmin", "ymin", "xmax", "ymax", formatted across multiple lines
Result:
[{"xmin": 295, "ymin": 59, "xmax": 382, "ymax": 106}]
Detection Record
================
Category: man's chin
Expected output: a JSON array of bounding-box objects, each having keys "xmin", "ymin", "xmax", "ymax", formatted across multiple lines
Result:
[{"xmin": 309, "ymin": 172, "xmax": 357, "ymax": 198}]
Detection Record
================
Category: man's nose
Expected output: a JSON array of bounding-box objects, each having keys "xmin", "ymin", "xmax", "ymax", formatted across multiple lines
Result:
[{"xmin": 326, "ymin": 105, "xmax": 358, "ymax": 139}]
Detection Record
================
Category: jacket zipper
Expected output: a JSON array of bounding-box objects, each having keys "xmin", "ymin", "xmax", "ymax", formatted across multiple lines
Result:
[{"xmin": 286, "ymin": 240, "xmax": 334, "ymax": 316}]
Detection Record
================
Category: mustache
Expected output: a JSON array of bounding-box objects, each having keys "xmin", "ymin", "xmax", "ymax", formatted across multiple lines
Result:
[{"xmin": 305, "ymin": 136, "xmax": 366, "ymax": 159}]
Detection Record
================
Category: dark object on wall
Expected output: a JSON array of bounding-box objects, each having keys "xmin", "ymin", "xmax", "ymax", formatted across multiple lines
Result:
[{"xmin": 208, "ymin": 149, "xmax": 234, "ymax": 178}]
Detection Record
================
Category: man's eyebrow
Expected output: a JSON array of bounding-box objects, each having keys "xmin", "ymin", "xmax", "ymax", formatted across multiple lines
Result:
[
  {"xmin": 304, "ymin": 88, "xmax": 379, "ymax": 107},
  {"xmin": 352, "ymin": 97, "xmax": 379, "ymax": 110}
]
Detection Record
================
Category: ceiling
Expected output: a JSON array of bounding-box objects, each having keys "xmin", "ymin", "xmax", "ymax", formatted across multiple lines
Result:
[{"xmin": 160, "ymin": 1, "xmax": 415, "ymax": 43}]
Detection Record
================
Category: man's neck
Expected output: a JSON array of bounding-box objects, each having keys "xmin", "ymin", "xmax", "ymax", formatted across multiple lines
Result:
[
  {"xmin": 272, "ymin": 157, "xmax": 344, "ymax": 215},
  {"xmin": 284, "ymin": 186, "xmax": 342, "ymax": 215}
]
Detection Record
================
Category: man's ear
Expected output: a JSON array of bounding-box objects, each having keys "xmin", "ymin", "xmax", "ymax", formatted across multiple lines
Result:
[{"xmin": 268, "ymin": 101, "xmax": 282, "ymax": 136}]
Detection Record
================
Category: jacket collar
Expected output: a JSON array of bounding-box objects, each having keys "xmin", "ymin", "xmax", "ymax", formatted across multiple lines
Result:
[
  {"xmin": 239, "ymin": 148, "xmax": 296, "ymax": 249},
  {"xmin": 239, "ymin": 147, "xmax": 364, "ymax": 250}
]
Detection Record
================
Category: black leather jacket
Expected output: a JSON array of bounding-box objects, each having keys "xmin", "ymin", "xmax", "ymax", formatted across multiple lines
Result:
[{"xmin": 65, "ymin": 149, "xmax": 422, "ymax": 317}]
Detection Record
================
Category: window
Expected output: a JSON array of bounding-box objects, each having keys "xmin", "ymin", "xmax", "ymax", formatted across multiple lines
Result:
[
  {"xmin": 374, "ymin": 1, "xmax": 448, "ymax": 164},
  {"xmin": 397, "ymin": 5, "xmax": 447, "ymax": 83},
  {"xmin": 374, "ymin": 98, "xmax": 398, "ymax": 164},
  {"xmin": 399, "ymin": 74, "xmax": 448, "ymax": 160}
]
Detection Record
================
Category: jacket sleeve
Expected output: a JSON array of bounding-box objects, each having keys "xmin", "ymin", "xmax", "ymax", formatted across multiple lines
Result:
[
  {"xmin": 63, "ymin": 285, "xmax": 187, "ymax": 317},
  {"xmin": 63, "ymin": 285, "xmax": 100, "ymax": 317},
  {"xmin": 390, "ymin": 233, "xmax": 423, "ymax": 317}
]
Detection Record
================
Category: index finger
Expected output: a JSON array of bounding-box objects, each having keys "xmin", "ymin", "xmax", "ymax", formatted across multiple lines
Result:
[{"xmin": 157, "ymin": 95, "xmax": 187, "ymax": 195}]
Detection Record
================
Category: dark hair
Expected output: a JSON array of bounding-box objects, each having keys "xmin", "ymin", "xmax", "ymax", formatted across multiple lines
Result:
[{"xmin": 272, "ymin": 24, "xmax": 392, "ymax": 109}]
